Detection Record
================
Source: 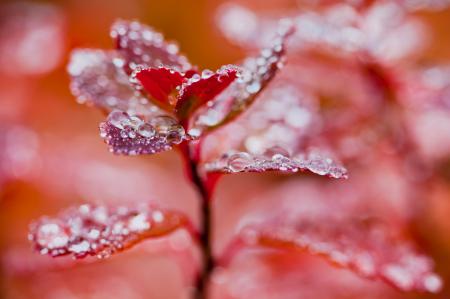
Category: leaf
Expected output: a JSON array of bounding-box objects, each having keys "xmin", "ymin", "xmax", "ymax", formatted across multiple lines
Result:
[
  {"xmin": 203, "ymin": 148, "xmax": 347, "ymax": 179},
  {"xmin": 213, "ymin": 250, "xmax": 399, "ymax": 299},
  {"xmin": 29, "ymin": 203, "xmax": 187, "ymax": 259},
  {"xmin": 100, "ymin": 111, "xmax": 189, "ymax": 155},
  {"xmin": 110, "ymin": 19, "xmax": 192, "ymax": 75},
  {"xmin": 133, "ymin": 67, "xmax": 185, "ymax": 109},
  {"xmin": 175, "ymin": 66, "xmax": 239, "ymax": 120},
  {"xmin": 236, "ymin": 217, "xmax": 442, "ymax": 293},
  {"xmin": 67, "ymin": 49, "xmax": 161, "ymax": 117},
  {"xmin": 190, "ymin": 28, "xmax": 291, "ymax": 133},
  {"xmin": 0, "ymin": 2, "xmax": 65, "ymax": 76},
  {"xmin": 216, "ymin": 2, "xmax": 426, "ymax": 63}
]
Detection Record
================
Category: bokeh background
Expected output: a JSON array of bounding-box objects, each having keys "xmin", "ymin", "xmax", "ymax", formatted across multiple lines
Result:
[{"xmin": 1, "ymin": 0, "xmax": 450, "ymax": 298}]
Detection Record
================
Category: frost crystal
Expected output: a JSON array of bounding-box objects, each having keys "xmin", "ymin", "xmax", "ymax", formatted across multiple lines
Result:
[{"xmin": 29, "ymin": 204, "xmax": 186, "ymax": 259}]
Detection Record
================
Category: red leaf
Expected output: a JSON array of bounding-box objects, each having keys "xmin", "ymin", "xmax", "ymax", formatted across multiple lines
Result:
[
  {"xmin": 134, "ymin": 67, "xmax": 185, "ymax": 109},
  {"xmin": 110, "ymin": 20, "xmax": 192, "ymax": 75},
  {"xmin": 175, "ymin": 66, "xmax": 239, "ymax": 119},
  {"xmin": 100, "ymin": 111, "xmax": 189, "ymax": 156},
  {"xmin": 29, "ymin": 204, "xmax": 188, "ymax": 259},
  {"xmin": 190, "ymin": 28, "xmax": 291, "ymax": 133},
  {"xmin": 235, "ymin": 217, "xmax": 442, "ymax": 293},
  {"xmin": 204, "ymin": 148, "xmax": 347, "ymax": 179}
]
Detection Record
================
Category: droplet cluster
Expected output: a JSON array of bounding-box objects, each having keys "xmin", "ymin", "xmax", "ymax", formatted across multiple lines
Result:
[
  {"xmin": 68, "ymin": 49, "xmax": 161, "ymax": 117},
  {"xmin": 176, "ymin": 65, "xmax": 240, "ymax": 118},
  {"xmin": 242, "ymin": 217, "xmax": 442, "ymax": 293},
  {"xmin": 110, "ymin": 19, "xmax": 192, "ymax": 75},
  {"xmin": 29, "ymin": 204, "xmax": 184, "ymax": 259},
  {"xmin": 192, "ymin": 29, "xmax": 289, "ymax": 131},
  {"xmin": 100, "ymin": 111, "xmax": 188, "ymax": 155},
  {"xmin": 217, "ymin": 2, "xmax": 425, "ymax": 63},
  {"xmin": 204, "ymin": 148, "xmax": 348, "ymax": 179}
]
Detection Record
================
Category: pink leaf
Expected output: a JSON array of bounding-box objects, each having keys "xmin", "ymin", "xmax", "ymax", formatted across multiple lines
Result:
[
  {"xmin": 216, "ymin": 2, "xmax": 426, "ymax": 64},
  {"xmin": 111, "ymin": 20, "xmax": 192, "ymax": 75},
  {"xmin": 100, "ymin": 111, "xmax": 189, "ymax": 155},
  {"xmin": 212, "ymin": 250, "xmax": 399, "ymax": 299},
  {"xmin": 190, "ymin": 28, "xmax": 291, "ymax": 133},
  {"xmin": 67, "ymin": 49, "xmax": 160, "ymax": 117},
  {"xmin": 29, "ymin": 204, "xmax": 188, "ymax": 259},
  {"xmin": 236, "ymin": 217, "xmax": 442, "ymax": 293},
  {"xmin": 203, "ymin": 148, "xmax": 347, "ymax": 179},
  {"xmin": 175, "ymin": 66, "xmax": 239, "ymax": 120},
  {"xmin": 134, "ymin": 67, "xmax": 185, "ymax": 109}
]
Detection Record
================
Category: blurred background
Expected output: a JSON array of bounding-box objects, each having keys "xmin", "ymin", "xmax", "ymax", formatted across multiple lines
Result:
[{"xmin": 1, "ymin": 0, "xmax": 450, "ymax": 298}]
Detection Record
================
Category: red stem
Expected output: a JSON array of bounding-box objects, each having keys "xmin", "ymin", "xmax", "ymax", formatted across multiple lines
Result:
[{"xmin": 179, "ymin": 142, "xmax": 215, "ymax": 299}]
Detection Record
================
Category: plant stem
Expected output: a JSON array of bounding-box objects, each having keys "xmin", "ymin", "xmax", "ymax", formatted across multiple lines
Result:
[{"xmin": 180, "ymin": 143, "xmax": 214, "ymax": 299}]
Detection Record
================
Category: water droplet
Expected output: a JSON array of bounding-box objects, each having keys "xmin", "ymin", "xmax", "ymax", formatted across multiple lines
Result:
[
  {"xmin": 246, "ymin": 81, "xmax": 261, "ymax": 94},
  {"xmin": 137, "ymin": 123, "xmax": 156, "ymax": 138},
  {"xmin": 307, "ymin": 156, "xmax": 330, "ymax": 175},
  {"xmin": 201, "ymin": 69, "xmax": 214, "ymax": 79},
  {"xmin": 128, "ymin": 213, "xmax": 150, "ymax": 232},
  {"xmin": 69, "ymin": 240, "xmax": 90, "ymax": 254},
  {"xmin": 151, "ymin": 116, "xmax": 178, "ymax": 135},
  {"xmin": 227, "ymin": 152, "xmax": 253, "ymax": 172},
  {"xmin": 382, "ymin": 264, "xmax": 414, "ymax": 290},
  {"xmin": 166, "ymin": 125, "xmax": 185, "ymax": 144},
  {"xmin": 128, "ymin": 130, "xmax": 136, "ymax": 139},
  {"xmin": 36, "ymin": 222, "xmax": 69, "ymax": 249},
  {"xmin": 423, "ymin": 274, "xmax": 443, "ymax": 293},
  {"xmin": 152, "ymin": 211, "xmax": 164, "ymax": 223},
  {"xmin": 263, "ymin": 146, "xmax": 290, "ymax": 160},
  {"xmin": 108, "ymin": 111, "xmax": 129, "ymax": 129},
  {"xmin": 128, "ymin": 115, "xmax": 144, "ymax": 130}
]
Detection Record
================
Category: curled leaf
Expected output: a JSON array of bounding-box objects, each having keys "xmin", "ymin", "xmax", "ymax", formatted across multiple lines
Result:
[
  {"xmin": 100, "ymin": 111, "xmax": 189, "ymax": 155},
  {"xmin": 191, "ymin": 28, "xmax": 291, "ymax": 132},
  {"xmin": 67, "ymin": 49, "xmax": 159, "ymax": 117},
  {"xmin": 175, "ymin": 66, "xmax": 239, "ymax": 120},
  {"xmin": 111, "ymin": 20, "xmax": 192, "ymax": 75},
  {"xmin": 236, "ymin": 218, "xmax": 442, "ymax": 293},
  {"xmin": 134, "ymin": 67, "xmax": 185, "ymax": 108},
  {"xmin": 203, "ymin": 149, "xmax": 347, "ymax": 179},
  {"xmin": 29, "ymin": 204, "xmax": 187, "ymax": 259}
]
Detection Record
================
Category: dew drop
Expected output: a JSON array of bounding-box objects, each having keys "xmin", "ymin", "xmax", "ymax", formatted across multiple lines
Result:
[
  {"xmin": 201, "ymin": 69, "xmax": 214, "ymax": 79},
  {"xmin": 69, "ymin": 240, "xmax": 90, "ymax": 254},
  {"xmin": 227, "ymin": 152, "xmax": 253, "ymax": 172},
  {"xmin": 128, "ymin": 213, "xmax": 150, "ymax": 232},
  {"xmin": 151, "ymin": 116, "xmax": 178, "ymax": 135},
  {"xmin": 36, "ymin": 222, "xmax": 69, "ymax": 249},
  {"xmin": 307, "ymin": 157, "xmax": 330, "ymax": 175},
  {"xmin": 423, "ymin": 274, "xmax": 443, "ymax": 293},
  {"xmin": 263, "ymin": 146, "xmax": 290, "ymax": 160},
  {"xmin": 246, "ymin": 81, "xmax": 261, "ymax": 94},
  {"xmin": 137, "ymin": 123, "xmax": 156, "ymax": 138},
  {"xmin": 128, "ymin": 115, "xmax": 144, "ymax": 130},
  {"xmin": 166, "ymin": 125, "xmax": 185, "ymax": 144},
  {"xmin": 128, "ymin": 130, "xmax": 136, "ymax": 139},
  {"xmin": 108, "ymin": 111, "xmax": 129, "ymax": 129}
]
